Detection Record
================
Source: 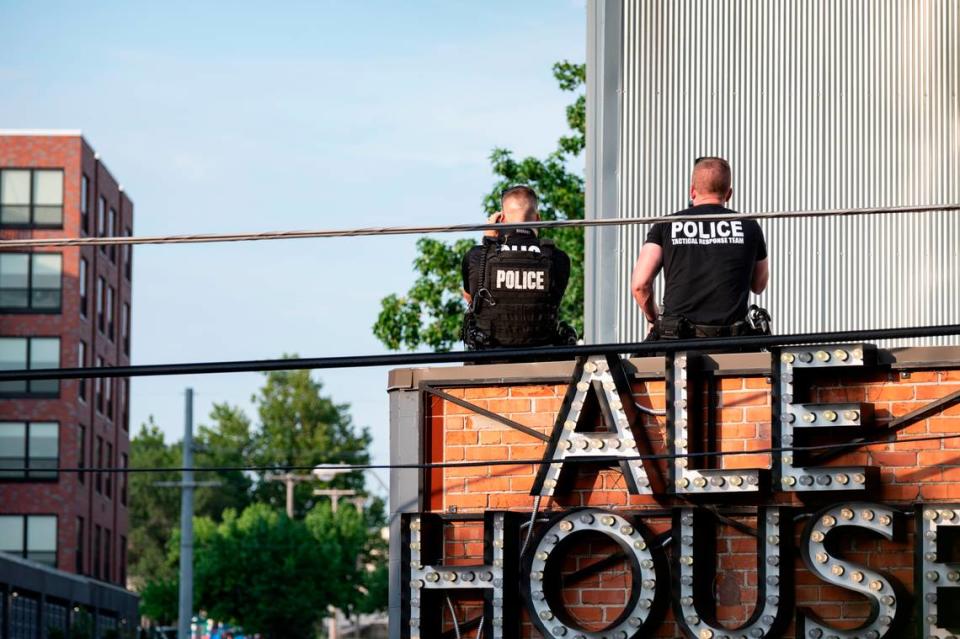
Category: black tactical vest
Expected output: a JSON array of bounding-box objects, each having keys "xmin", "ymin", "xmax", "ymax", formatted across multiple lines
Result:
[{"xmin": 471, "ymin": 235, "xmax": 559, "ymax": 347}]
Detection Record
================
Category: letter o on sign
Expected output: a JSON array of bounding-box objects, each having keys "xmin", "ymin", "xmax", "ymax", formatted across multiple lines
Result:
[{"xmin": 522, "ymin": 508, "xmax": 668, "ymax": 638}]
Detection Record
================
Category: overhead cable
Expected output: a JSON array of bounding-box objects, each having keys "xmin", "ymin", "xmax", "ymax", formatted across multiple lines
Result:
[
  {"xmin": 1, "ymin": 203, "xmax": 957, "ymax": 249},
  {"xmin": 19, "ymin": 430, "xmax": 960, "ymax": 474},
  {"xmin": 2, "ymin": 323, "xmax": 958, "ymax": 382}
]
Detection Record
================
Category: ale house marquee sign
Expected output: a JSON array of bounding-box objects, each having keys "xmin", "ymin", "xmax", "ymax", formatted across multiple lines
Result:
[{"xmin": 397, "ymin": 345, "xmax": 960, "ymax": 639}]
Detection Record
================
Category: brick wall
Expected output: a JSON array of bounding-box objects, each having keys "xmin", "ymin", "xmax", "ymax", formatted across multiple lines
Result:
[{"xmin": 419, "ymin": 363, "xmax": 960, "ymax": 638}]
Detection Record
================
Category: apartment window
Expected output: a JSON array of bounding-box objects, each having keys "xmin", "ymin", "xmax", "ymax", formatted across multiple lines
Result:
[
  {"xmin": 105, "ymin": 442, "xmax": 113, "ymax": 498},
  {"xmin": 0, "ymin": 421, "xmax": 58, "ymax": 480},
  {"xmin": 104, "ymin": 529, "xmax": 112, "ymax": 582},
  {"xmin": 95, "ymin": 356, "xmax": 103, "ymax": 412},
  {"xmin": 106, "ymin": 285, "xmax": 115, "ymax": 340},
  {"xmin": 120, "ymin": 378, "xmax": 129, "ymax": 431},
  {"xmin": 77, "ymin": 341, "xmax": 87, "ymax": 400},
  {"xmin": 76, "ymin": 517, "xmax": 85, "ymax": 573},
  {"xmin": 81, "ymin": 174, "xmax": 90, "ymax": 234},
  {"xmin": 105, "ymin": 375, "xmax": 113, "ymax": 420},
  {"xmin": 108, "ymin": 208, "xmax": 117, "ymax": 262},
  {"xmin": 123, "ymin": 226, "xmax": 132, "ymax": 279},
  {"xmin": 80, "ymin": 257, "xmax": 90, "ymax": 317},
  {"xmin": 0, "ymin": 337, "xmax": 60, "ymax": 397},
  {"xmin": 121, "ymin": 302, "xmax": 130, "ymax": 355},
  {"xmin": 0, "ymin": 515, "xmax": 57, "ymax": 567},
  {"xmin": 78, "ymin": 425, "xmax": 86, "ymax": 484},
  {"xmin": 0, "ymin": 169, "xmax": 63, "ymax": 227},
  {"xmin": 120, "ymin": 453, "xmax": 128, "ymax": 505},
  {"xmin": 97, "ymin": 197, "xmax": 106, "ymax": 254},
  {"xmin": 96, "ymin": 277, "xmax": 105, "ymax": 333},
  {"xmin": 0, "ymin": 252, "xmax": 62, "ymax": 311},
  {"xmin": 92, "ymin": 525, "xmax": 101, "ymax": 579},
  {"xmin": 95, "ymin": 436, "xmax": 103, "ymax": 494}
]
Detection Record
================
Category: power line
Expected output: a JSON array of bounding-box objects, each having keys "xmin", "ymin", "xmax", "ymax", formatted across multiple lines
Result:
[
  {"xmin": 1, "ymin": 203, "xmax": 957, "ymax": 249},
  {"xmin": 2, "ymin": 323, "xmax": 960, "ymax": 382},
  {"xmin": 28, "ymin": 429, "xmax": 960, "ymax": 474}
]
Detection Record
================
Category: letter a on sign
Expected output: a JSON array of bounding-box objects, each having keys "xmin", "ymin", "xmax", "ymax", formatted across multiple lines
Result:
[{"xmin": 531, "ymin": 355, "xmax": 665, "ymax": 497}]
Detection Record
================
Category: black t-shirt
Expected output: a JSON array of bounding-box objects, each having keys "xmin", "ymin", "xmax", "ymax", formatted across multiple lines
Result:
[
  {"xmin": 645, "ymin": 204, "xmax": 767, "ymax": 325},
  {"xmin": 462, "ymin": 230, "xmax": 570, "ymax": 305}
]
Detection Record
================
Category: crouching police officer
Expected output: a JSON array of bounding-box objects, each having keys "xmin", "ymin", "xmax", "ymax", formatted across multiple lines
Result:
[
  {"xmin": 461, "ymin": 185, "xmax": 574, "ymax": 350},
  {"xmin": 630, "ymin": 157, "xmax": 770, "ymax": 341}
]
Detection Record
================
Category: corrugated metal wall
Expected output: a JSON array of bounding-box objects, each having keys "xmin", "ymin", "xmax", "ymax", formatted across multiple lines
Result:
[{"xmin": 606, "ymin": 0, "xmax": 960, "ymax": 344}]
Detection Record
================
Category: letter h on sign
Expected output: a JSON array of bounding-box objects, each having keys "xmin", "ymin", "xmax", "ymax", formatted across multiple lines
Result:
[{"xmin": 402, "ymin": 511, "xmax": 521, "ymax": 639}]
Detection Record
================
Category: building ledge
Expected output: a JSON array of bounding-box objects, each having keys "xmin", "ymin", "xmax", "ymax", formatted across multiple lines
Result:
[{"xmin": 388, "ymin": 344, "xmax": 960, "ymax": 391}]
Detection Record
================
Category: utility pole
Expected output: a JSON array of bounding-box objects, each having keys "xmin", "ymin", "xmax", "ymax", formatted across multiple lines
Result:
[
  {"xmin": 266, "ymin": 472, "xmax": 314, "ymax": 518},
  {"xmin": 153, "ymin": 389, "xmax": 218, "ymax": 639},
  {"xmin": 312, "ymin": 488, "xmax": 358, "ymax": 514},
  {"xmin": 178, "ymin": 388, "xmax": 195, "ymax": 639}
]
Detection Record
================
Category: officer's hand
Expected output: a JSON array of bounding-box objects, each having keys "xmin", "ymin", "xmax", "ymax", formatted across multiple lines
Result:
[{"xmin": 484, "ymin": 211, "xmax": 504, "ymax": 237}]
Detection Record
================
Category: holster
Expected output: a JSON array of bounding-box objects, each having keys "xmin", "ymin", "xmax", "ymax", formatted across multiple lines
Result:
[{"xmin": 655, "ymin": 315, "xmax": 691, "ymax": 339}]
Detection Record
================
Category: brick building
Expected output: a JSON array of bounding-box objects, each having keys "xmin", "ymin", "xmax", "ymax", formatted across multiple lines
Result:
[{"xmin": 0, "ymin": 131, "xmax": 137, "ymax": 634}]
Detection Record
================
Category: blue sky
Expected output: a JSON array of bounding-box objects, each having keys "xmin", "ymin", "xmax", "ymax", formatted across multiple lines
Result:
[{"xmin": 0, "ymin": 1, "xmax": 585, "ymax": 497}]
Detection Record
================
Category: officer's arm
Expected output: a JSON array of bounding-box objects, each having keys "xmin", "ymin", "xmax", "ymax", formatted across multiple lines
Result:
[
  {"xmin": 630, "ymin": 242, "xmax": 663, "ymax": 324},
  {"xmin": 751, "ymin": 258, "xmax": 769, "ymax": 294}
]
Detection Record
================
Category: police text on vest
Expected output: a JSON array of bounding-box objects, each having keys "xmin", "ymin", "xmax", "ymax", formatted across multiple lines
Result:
[
  {"xmin": 670, "ymin": 220, "xmax": 745, "ymax": 245},
  {"xmin": 495, "ymin": 269, "xmax": 546, "ymax": 290}
]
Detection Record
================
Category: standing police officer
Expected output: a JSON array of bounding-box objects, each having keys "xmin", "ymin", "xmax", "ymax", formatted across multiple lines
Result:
[
  {"xmin": 630, "ymin": 157, "xmax": 769, "ymax": 340},
  {"xmin": 461, "ymin": 185, "xmax": 572, "ymax": 349}
]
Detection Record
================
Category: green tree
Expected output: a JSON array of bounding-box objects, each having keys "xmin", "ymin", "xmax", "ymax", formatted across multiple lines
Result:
[
  {"xmin": 305, "ymin": 498, "xmax": 389, "ymax": 618},
  {"xmin": 129, "ymin": 405, "xmax": 255, "ymax": 594},
  {"xmin": 128, "ymin": 419, "xmax": 181, "ymax": 588},
  {"xmin": 135, "ymin": 368, "xmax": 386, "ymax": 628},
  {"xmin": 250, "ymin": 366, "xmax": 372, "ymax": 515},
  {"xmin": 194, "ymin": 403, "xmax": 254, "ymax": 519},
  {"xmin": 138, "ymin": 576, "xmax": 178, "ymax": 626},
  {"xmin": 373, "ymin": 61, "xmax": 586, "ymax": 351},
  {"xmin": 193, "ymin": 505, "xmax": 329, "ymax": 639},
  {"xmin": 305, "ymin": 502, "xmax": 368, "ymax": 613}
]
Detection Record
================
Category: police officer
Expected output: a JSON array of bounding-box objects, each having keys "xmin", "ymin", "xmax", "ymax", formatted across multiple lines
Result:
[
  {"xmin": 630, "ymin": 157, "xmax": 769, "ymax": 340},
  {"xmin": 461, "ymin": 185, "xmax": 572, "ymax": 349}
]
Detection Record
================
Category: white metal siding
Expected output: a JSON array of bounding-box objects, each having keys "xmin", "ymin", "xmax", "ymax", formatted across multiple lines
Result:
[{"xmin": 607, "ymin": 0, "xmax": 960, "ymax": 345}]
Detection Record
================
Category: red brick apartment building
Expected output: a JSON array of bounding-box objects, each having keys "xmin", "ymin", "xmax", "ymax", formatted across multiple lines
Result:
[{"xmin": 0, "ymin": 131, "xmax": 137, "ymax": 636}]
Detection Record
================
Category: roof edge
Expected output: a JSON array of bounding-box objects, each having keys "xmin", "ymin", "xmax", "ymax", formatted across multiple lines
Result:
[{"xmin": 0, "ymin": 129, "xmax": 83, "ymax": 136}]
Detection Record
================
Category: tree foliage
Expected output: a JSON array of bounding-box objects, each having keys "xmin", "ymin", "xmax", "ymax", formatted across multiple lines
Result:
[
  {"xmin": 139, "ymin": 502, "xmax": 386, "ymax": 639},
  {"xmin": 128, "ymin": 419, "xmax": 181, "ymax": 587},
  {"xmin": 194, "ymin": 403, "xmax": 255, "ymax": 519},
  {"xmin": 195, "ymin": 505, "xmax": 329, "ymax": 639},
  {"xmin": 131, "ymin": 368, "xmax": 383, "ymax": 630},
  {"xmin": 373, "ymin": 60, "xmax": 587, "ymax": 352},
  {"xmin": 250, "ymin": 367, "xmax": 371, "ymax": 516}
]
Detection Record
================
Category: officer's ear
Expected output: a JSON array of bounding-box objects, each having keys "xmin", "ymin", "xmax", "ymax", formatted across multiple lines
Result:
[
  {"xmin": 724, "ymin": 187, "xmax": 733, "ymax": 203},
  {"xmin": 689, "ymin": 184, "xmax": 697, "ymax": 202}
]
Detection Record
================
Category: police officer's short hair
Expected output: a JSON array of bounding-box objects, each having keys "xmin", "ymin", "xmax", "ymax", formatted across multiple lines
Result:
[
  {"xmin": 692, "ymin": 157, "xmax": 732, "ymax": 196},
  {"xmin": 501, "ymin": 185, "xmax": 538, "ymax": 209}
]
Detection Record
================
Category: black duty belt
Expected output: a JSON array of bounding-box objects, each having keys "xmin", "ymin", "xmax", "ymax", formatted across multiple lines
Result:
[{"xmin": 654, "ymin": 315, "xmax": 753, "ymax": 340}]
